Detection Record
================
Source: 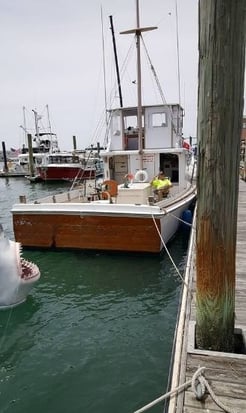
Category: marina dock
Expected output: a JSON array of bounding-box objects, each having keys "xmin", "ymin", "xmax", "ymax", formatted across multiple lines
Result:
[{"xmin": 167, "ymin": 179, "xmax": 246, "ymax": 412}]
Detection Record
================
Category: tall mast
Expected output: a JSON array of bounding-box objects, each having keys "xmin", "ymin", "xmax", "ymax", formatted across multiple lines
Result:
[
  {"xmin": 46, "ymin": 104, "xmax": 52, "ymax": 135},
  {"xmin": 101, "ymin": 6, "xmax": 108, "ymax": 127},
  {"xmin": 32, "ymin": 109, "xmax": 40, "ymax": 147},
  {"xmin": 136, "ymin": 0, "xmax": 142, "ymax": 155},
  {"xmin": 22, "ymin": 106, "xmax": 27, "ymax": 147},
  {"xmin": 120, "ymin": 0, "xmax": 157, "ymax": 166},
  {"xmin": 109, "ymin": 15, "xmax": 123, "ymax": 108}
]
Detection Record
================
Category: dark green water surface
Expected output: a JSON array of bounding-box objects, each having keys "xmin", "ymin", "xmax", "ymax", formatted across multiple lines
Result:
[{"xmin": 0, "ymin": 177, "xmax": 189, "ymax": 413}]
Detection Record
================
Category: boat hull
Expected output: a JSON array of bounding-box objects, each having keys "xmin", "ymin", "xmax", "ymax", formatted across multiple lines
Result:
[
  {"xmin": 12, "ymin": 195, "xmax": 195, "ymax": 253},
  {"xmin": 37, "ymin": 166, "xmax": 96, "ymax": 181}
]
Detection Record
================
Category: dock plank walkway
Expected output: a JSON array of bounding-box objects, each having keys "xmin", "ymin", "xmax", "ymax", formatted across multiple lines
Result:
[{"xmin": 167, "ymin": 179, "xmax": 246, "ymax": 413}]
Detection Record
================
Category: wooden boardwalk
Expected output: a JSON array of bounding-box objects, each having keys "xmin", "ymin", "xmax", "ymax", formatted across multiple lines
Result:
[{"xmin": 167, "ymin": 179, "xmax": 246, "ymax": 413}]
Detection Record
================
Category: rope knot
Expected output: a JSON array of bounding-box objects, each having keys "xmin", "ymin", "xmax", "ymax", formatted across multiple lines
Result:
[{"xmin": 191, "ymin": 366, "xmax": 206, "ymax": 400}]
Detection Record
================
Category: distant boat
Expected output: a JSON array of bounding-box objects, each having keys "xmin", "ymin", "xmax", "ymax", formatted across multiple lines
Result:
[
  {"xmin": 20, "ymin": 107, "xmax": 104, "ymax": 182},
  {"xmin": 0, "ymin": 106, "xmax": 61, "ymax": 179},
  {"xmin": 0, "ymin": 145, "xmax": 26, "ymax": 177},
  {"xmin": 19, "ymin": 105, "xmax": 61, "ymax": 178},
  {"xmin": 0, "ymin": 157, "xmax": 26, "ymax": 177},
  {"xmin": 34, "ymin": 150, "xmax": 103, "ymax": 182},
  {"xmin": 11, "ymin": 2, "xmax": 196, "ymax": 253}
]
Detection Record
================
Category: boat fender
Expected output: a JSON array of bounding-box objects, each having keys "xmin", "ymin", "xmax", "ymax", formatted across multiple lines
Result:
[
  {"xmin": 101, "ymin": 179, "xmax": 118, "ymax": 197},
  {"xmin": 134, "ymin": 170, "xmax": 148, "ymax": 183},
  {"xmin": 180, "ymin": 209, "xmax": 192, "ymax": 231}
]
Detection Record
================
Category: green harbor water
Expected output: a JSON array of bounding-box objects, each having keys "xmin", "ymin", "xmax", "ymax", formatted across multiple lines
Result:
[{"xmin": 0, "ymin": 177, "xmax": 190, "ymax": 413}]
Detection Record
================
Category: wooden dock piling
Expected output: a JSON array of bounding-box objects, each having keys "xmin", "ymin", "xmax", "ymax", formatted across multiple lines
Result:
[{"xmin": 167, "ymin": 180, "xmax": 246, "ymax": 412}]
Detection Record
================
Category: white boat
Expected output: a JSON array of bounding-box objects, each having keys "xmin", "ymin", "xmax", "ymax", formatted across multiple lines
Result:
[
  {"xmin": 11, "ymin": 3, "xmax": 196, "ymax": 253},
  {"xmin": 0, "ymin": 156, "xmax": 26, "ymax": 177},
  {"xmin": 19, "ymin": 106, "xmax": 61, "ymax": 178}
]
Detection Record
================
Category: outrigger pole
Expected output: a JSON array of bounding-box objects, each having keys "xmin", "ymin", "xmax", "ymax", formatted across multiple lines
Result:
[{"xmin": 109, "ymin": 15, "xmax": 123, "ymax": 108}]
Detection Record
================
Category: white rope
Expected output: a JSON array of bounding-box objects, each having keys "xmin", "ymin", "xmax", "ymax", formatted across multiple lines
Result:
[
  {"xmin": 151, "ymin": 215, "xmax": 189, "ymax": 288},
  {"xmin": 0, "ymin": 303, "xmax": 16, "ymax": 352},
  {"xmin": 168, "ymin": 212, "xmax": 193, "ymax": 227},
  {"xmin": 134, "ymin": 366, "xmax": 238, "ymax": 413},
  {"xmin": 133, "ymin": 367, "xmax": 205, "ymax": 413},
  {"xmin": 161, "ymin": 208, "xmax": 196, "ymax": 230},
  {"xmin": 192, "ymin": 372, "xmax": 238, "ymax": 413}
]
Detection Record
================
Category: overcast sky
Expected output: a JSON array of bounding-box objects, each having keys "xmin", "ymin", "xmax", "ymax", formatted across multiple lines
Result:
[{"xmin": 0, "ymin": 0, "xmax": 243, "ymax": 151}]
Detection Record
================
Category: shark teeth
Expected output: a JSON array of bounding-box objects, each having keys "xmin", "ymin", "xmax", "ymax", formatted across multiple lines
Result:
[{"xmin": 20, "ymin": 258, "xmax": 40, "ymax": 280}]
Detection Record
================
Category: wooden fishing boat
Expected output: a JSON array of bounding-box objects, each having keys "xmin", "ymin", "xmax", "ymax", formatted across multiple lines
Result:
[{"xmin": 11, "ymin": 2, "xmax": 196, "ymax": 253}]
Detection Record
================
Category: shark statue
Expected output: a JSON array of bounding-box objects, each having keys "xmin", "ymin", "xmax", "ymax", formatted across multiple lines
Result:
[{"xmin": 0, "ymin": 224, "xmax": 40, "ymax": 309}]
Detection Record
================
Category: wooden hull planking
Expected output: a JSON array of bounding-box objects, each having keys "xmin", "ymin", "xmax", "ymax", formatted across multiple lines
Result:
[{"xmin": 13, "ymin": 213, "xmax": 162, "ymax": 253}]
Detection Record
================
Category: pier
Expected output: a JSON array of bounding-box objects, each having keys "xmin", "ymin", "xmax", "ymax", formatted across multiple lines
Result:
[{"xmin": 167, "ymin": 179, "xmax": 246, "ymax": 412}]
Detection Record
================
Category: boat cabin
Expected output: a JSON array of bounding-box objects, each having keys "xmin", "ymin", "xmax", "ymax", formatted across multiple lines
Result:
[
  {"xmin": 101, "ymin": 103, "xmax": 192, "ymax": 190},
  {"xmin": 108, "ymin": 103, "xmax": 183, "ymax": 151}
]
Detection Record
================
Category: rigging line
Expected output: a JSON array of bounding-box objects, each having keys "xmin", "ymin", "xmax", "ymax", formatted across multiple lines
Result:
[
  {"xmin": 0, "ymin": 298, "xmax": 19, "ymax": 352},
  {"xmin": 118, "ymin": 39, "xmax": 135, "ymax": 87},
  {"xmin": 46, "ymin": 104, "xmax": 53, "ymax": 135},
  {"xmin": 101, "ymin": 6, "xmax": 108, "ymax": 126},
  {"xmin": 141, "ymin": 36, "xmax": 177, "ymax": 135},
  {"xmin": 106, "ymin": 39, "xmax": 135, "ymax": 108},
  {"xmin": 175, "ymin": 0, "xmax": 181, "ymax": 105},
  {"xmin": 141, "ymin": 37, "xmax": 167, "ymax": 104},
  {"xmin": 151, "ymin": 215, "xmax": 189, "ymax": 289},
  {"xmin": 69, "ymin": 148, "xmax": 96, "ymax": 191},
  {"xmin": 90, "ymin": 109, "xmax": 105, "ymax": 140}
]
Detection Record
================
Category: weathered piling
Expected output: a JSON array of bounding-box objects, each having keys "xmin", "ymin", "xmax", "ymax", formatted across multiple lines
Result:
[{"xmin": 196, "ymin": 0, "xmax": 246, "ymax": 352}]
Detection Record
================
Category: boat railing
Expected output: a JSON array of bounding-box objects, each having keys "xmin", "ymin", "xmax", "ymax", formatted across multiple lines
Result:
[{"xmin": 32, "ymin": 189, "xmax": 82, "ymax": 204}]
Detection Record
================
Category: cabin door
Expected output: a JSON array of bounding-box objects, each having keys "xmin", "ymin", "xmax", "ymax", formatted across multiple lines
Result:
[{"xmin": 113, "ymin": 155, "xmax": 128, "ymax": 184}]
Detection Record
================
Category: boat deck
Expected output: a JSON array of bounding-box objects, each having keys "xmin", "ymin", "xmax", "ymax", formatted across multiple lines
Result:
[
  {"xmin": 17, "ymin": 182, "xmax": 190, "ymax": 206},
  {"xmin": 167, "ymin": 179, "xmax": 246, "ymax": 413}
]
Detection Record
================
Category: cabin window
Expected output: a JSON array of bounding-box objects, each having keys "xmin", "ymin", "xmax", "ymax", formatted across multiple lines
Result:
[
  {"xmin": 151, "ymin": 112, "xmax": 167, "ymax": 127},
  {"xmin": 112, "ymin": 114, "xmax": 121, "ymax": 136},
  {"xmin": 124, "ymin": 115, "xmax": 138, "ymax": 131}
]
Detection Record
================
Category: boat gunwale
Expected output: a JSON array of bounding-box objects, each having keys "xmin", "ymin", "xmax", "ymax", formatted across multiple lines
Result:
[{"xmin": 11, "ymin": 188, "xmax": 196, "ymax": 217}]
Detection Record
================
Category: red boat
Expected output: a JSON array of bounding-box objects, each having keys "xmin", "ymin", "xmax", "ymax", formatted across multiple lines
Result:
[{"xmin": 36, "ymin": 152, "xmax": 98, "ymax": 182}]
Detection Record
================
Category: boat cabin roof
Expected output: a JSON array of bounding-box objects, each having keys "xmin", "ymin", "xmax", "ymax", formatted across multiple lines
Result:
[{"xmin": 107, "ymin": 103, "xmax": 184, "ymax": 114}]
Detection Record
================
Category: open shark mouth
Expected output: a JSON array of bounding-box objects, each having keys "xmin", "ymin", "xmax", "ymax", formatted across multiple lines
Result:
[
  {"xmin": 20, "ymin": 255, "xmax": 40, "ymax": 280},
  {"xmin": 0, "ymin": 224, "xmax": 40, "ymax": 308},
  {"xmin": 13, "ymin": 240, "xmax": 40, "ymax": 281}
]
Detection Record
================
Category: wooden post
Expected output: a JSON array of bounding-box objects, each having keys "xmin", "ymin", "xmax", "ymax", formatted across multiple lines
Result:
[
  {"xmin": 27, "ymin": 134, "xmax": 35, "ymax": 177},
  {"xmin": 72, "ymin": 135, "xmax": 77, "ymax": 151},
  {"xmin": 2, "ymin": 141, "xmax": 8, "ymax": 172},
  {"xmin": 196, "ymin": 0, "xmax": 246, "ymax": 351}
]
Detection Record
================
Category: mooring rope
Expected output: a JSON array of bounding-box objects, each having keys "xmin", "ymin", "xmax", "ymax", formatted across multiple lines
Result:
[
  {"xmin": 0, "ymin": 305, "xmax": 15, "ymax": 352},
  {"xmin": 133, "ymin": 366, "xmax": 238, "ymax": 413},
  {"xmin": 161, "ymin": 208, "xmax": 195, "ymax": 230},
  {"xmin": 191, "ymin": 371, "xmax": 238, "ymax": 413},
  {"xmin": 151, "ymin": 215, "xmax": 189, "ymax": 289}
]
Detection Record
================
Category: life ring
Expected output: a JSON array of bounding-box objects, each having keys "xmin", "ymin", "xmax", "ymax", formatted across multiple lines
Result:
[
  {"xmin": 134, "ymin": 170, "xmax": 148, "ymax": 183},
  {"xmin": 101, "ymin": 179, "xmax": 118, "ymax": 198}
]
